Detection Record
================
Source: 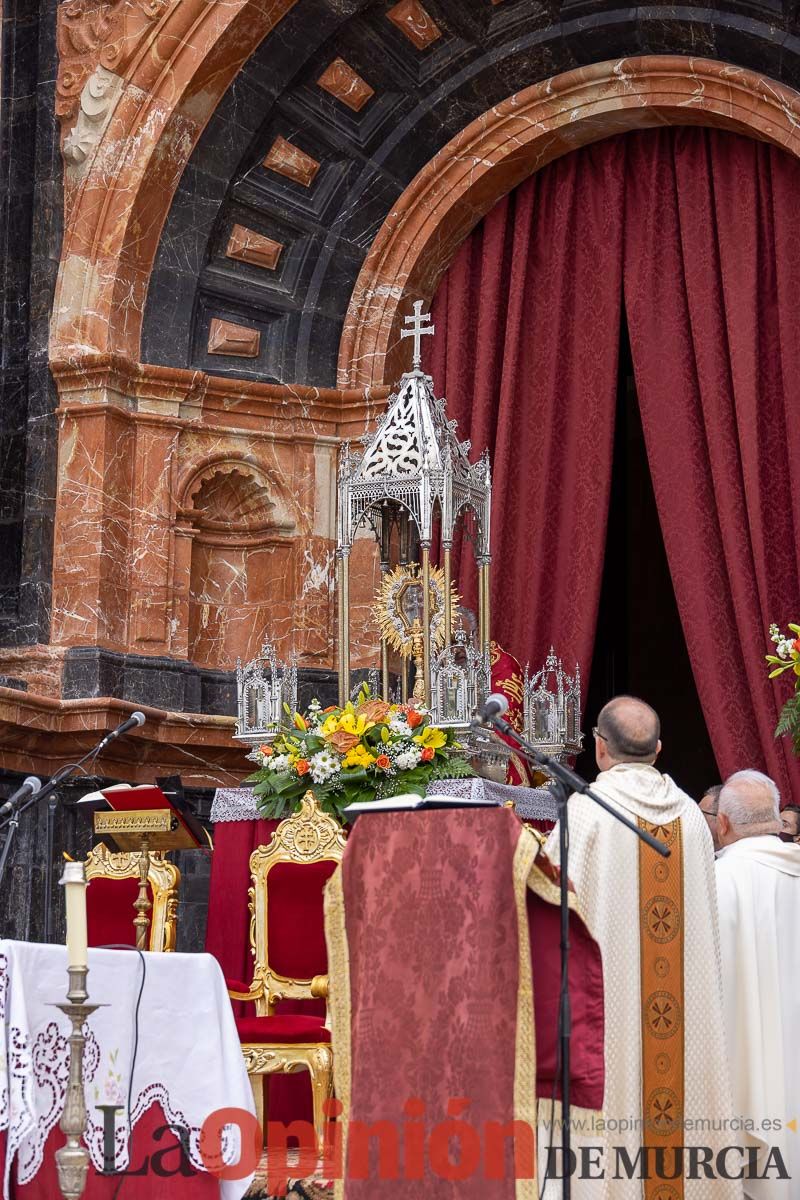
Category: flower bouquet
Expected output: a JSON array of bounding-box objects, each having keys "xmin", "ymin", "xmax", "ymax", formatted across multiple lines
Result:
[
  {"xmin": 247, "ymin": 691, "xmax": 474, "ymax": 821},
  {"xmin": 766, "ymin": 622, "xmax": 800, "ymax": 752}
]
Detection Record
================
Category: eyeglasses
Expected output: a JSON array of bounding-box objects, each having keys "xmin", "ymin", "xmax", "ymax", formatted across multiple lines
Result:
[{"xmin": 592, "ymin": 726, "xmax": 607, "ymax": 743}]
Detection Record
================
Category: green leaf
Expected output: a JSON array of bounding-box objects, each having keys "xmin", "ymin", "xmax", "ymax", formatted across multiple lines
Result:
[
  {"xmin": 430, "ymin": 756, "xmax": 475, "ymax": 780},
  {"xmin": 775, "ymin": 696, "xmax": 800, "ymax": 739}
]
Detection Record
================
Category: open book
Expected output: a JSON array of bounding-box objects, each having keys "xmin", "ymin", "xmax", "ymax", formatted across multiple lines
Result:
[{"xmin": 343, "ymin": 791, "xmax": 502, "ymax": 818}]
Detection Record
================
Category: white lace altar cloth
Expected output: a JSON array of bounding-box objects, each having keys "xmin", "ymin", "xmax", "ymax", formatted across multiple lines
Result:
[
  {"xmin": 0, "ymin": 940, "xmax": 255, "ymax": 1200},
  {"xmin": 211, "ymin": 778, "xmax": 559, "ymax": 823}
]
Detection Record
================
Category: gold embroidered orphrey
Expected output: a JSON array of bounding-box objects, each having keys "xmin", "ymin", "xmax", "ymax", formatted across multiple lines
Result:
[{"xmin": 638, "ymin": 817, "xmax": 685, "ymax": 1200}]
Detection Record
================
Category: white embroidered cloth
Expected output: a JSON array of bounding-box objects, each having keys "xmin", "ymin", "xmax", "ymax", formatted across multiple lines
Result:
[
  {"xmin": 0, "ymin": 940, "xmax": 255, "ymax": 1200},
  {"xmin": 211, "ymin": 779, "xmax": 559, "ymax": 823}
]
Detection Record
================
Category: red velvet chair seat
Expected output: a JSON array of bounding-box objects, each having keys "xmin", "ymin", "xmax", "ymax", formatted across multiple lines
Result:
[{"xmin": 235, "ymin": 1014, "xmax": 331, "ymax": 1044}]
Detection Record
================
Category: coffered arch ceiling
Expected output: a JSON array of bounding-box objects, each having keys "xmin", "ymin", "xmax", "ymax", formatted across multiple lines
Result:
[{"xmin": 141, "ymin": 0, "xmax": 800, "ymax": 388}]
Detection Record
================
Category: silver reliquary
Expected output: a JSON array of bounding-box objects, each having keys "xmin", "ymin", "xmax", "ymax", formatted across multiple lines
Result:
[{"xmin": 235, "ymin": 637, "xmax": 297, "ymax": 747}]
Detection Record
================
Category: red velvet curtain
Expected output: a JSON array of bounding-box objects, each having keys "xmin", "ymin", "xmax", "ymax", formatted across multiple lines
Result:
[
  {"xmin": 427, "ymin": 127, "xmax": 800, "ymax": 797},
  {"xmin": 426, "ymin": 141, "xmax": 625, "ymax": 679},
  {"xmin": 623, "ymin": 128, "xmax": 800, "ymax": 795}
]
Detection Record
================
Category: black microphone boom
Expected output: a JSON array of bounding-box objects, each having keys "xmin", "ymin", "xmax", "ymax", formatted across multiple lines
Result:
[
  {"xmin": 0, "ymin": 710, "xmax": 148, "ymax": 914},
  {"xmin": 0, "ymin": 777, "xmax": 42, "ymax": 822},
  {"xmin": 96, "ymin": 711, "xmax": 146, "ymax": 752}
]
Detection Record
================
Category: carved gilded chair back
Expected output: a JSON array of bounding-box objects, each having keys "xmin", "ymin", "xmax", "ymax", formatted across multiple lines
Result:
[
  {"xmin": 84, "ymin": 842, "xmax": 180, "ymax": 952},
  {"xmin": 248, "ymin": 791, "xmax": 346, "ymax": 1016}
]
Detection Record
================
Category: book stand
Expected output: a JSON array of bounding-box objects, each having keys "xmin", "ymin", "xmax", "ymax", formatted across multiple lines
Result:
[{"xmin": 93, "ymin": 787, "xmax": 202, "ymax": 950}]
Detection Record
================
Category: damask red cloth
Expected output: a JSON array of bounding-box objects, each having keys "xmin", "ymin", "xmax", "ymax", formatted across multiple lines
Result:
[
  {"xmin": 324, "ymin": 808, "xmax": 604, "ymax": 1198},
  {"xmin": 623, "ymin": 127, "xmax": 800, "ymax": 796},
  {"xmin": 427, "ymin": 127, "xmax": 800, "ymax": 798},
  {"xmin": 426, "ymin": 139, "xmax": 625, "ymax": 688}
]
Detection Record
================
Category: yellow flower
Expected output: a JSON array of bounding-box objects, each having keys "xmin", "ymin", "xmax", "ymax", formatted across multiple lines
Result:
[
  {"xmin": 338, "ymin": 712, "xmax": 375, "ymax": 737},
  {"xmin": 321, "ymin": 712, "xmax": 340, "ymax": 736},
  {"xmin": 342, "ymin": 745, "xmax": 376, "ymax": 769},
  {"xmin": 293, "ymin": 712, "xmax": 308, "ymax": 731},
  {"xmin": 412, "ymin": 726, "xmax": 447, "ymax": 750}
]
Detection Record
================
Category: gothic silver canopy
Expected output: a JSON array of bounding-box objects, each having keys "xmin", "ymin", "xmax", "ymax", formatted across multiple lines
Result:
[
  {"xmin": 335, "ymin": 300, "xmax": 493, "ymax": 708},
  {"xmin": 336, "ymin": 304, "xmax": 492, "ymax": 557}
]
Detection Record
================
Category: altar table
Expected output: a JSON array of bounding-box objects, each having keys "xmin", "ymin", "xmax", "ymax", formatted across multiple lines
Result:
[{"xmin": 0, "ymin": 941, "xmax": 256, "ymax": 1200}]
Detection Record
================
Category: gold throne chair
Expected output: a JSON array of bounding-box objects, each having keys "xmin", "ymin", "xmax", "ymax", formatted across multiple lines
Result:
[
  {"xmin": 227, "ymin": 791, "xmax": 347, "ymax": 1152},
  {"xmin": 82, "ymin": 842, "xmax": 180, "ymax": 951}
]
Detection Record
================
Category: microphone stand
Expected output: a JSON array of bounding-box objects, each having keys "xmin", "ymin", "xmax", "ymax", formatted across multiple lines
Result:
[
  {"xmin": 0, "ymin": 746, "xmax": 111, "ymax": 917},
  {"xmin": 476, "ymin": 712, "xmax": 669, "ymax": 1200}
]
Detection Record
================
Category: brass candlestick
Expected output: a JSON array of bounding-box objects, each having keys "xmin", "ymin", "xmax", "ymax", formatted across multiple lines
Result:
[{"xmin": 54, "ymin": 966, "xmax": 100, "ymax": 1200}]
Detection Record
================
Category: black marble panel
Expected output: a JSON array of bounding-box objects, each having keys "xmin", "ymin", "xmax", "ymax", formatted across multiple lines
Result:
[
  {"xmin": 60, "ymin": 649, "xmax": 371, "ymax": 721},
  {"xmin": 0, "ymin": 0, "xmax": 62, "ymax": 648}
]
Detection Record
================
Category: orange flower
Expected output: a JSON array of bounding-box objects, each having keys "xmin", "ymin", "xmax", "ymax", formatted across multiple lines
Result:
[
  {"xmin": 326, "ymin": 730, "xmax": 360, "ymax": 755},
  {"xmin": 420, "ymin": 746, "xmax": 435, "ymax": 762},
  {"xmin": 259, "ymin": 745, "xmax": 273, "ymax": 756},
  {"xmin": 793, "ymin": 639, "xmax": 800, "ymax": 654},
  {"xmin": 296, "ymin": 759, "xmax": 310, "ymax": 776},
  {"xmin": 406, "ymin": 708, "xmax": 424, "ymax": 729},
  {"xmin": 323, "ymin": 705, "xmax": 337, "ymax": 713},
  {"xmin": 375, "ymin": 754, "xmax": 391, "ymax": 770},
  {"xmin": 357, "ymin": 699, "xmax": 391, "ymax": 723}
]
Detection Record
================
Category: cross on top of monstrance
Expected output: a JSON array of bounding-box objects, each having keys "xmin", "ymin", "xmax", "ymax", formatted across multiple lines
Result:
[{"xmin": 400, "ymin": 299, "xmax": 434, "ymax": 371}]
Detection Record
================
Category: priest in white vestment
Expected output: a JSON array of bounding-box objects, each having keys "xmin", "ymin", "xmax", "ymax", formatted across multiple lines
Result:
[
  {"xmin": 715, "ymin": 770, "xmax": 800, "ymax": 1200},
  {"xmin": 544, "ymin": 696, "xmax": 741, "ymax": 1200}
]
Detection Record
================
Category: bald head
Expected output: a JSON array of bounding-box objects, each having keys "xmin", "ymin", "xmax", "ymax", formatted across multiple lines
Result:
[{"xmin": 596, "ymin": 696, "xmax": 661, "ymax": 765}]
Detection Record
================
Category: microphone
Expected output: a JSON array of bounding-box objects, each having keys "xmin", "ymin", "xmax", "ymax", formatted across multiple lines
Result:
[
  {"xmin": 0, "ymin": 776, "xmax": 42, "ymax": 821},
  {"xmin": 472, "ymin": 693, "xmax": 510, "ymax": 727},
  {"xmin": 96, "ymin": 711, "xmax": 146, "ymax": 752}
]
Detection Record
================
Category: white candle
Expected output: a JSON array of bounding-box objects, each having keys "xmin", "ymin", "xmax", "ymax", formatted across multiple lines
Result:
[{"xmin": 60, "ymin": 860, "xmax": 88, "ymax": 969}]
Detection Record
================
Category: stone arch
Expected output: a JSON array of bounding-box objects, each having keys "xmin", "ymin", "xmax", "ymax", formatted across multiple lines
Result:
[
  {"xmin": 50, "ymin": 0, "xmax": 300, "ymax": 365},
  {"xmin": 337, "ymin": 55, "xmax": 800, "ymax": 388}
]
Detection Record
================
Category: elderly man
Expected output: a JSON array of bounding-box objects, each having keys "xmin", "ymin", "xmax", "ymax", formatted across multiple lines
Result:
[
  {"xmin": 545, "ymin": 696, "xmax": 738, "ymax": 1199},
  {"xmin": 699, "ymin": 783, "xmax": 723, "ymax": 850},
  {"xmin": 716, "ymin": 771, "xmax": 800, "ymax": 1198},
  {"xmin": 780, "ymin": 803, "xmax": 800, "ymax": 843}
]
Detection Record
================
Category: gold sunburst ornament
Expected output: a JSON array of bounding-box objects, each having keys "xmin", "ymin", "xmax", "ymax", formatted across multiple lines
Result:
[{"xmin": 374, "ymin": 564, "xmax": 459, "ymax": 658}]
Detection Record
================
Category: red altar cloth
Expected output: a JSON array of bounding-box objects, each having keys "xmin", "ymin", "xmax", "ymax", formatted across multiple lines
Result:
[
  {"xmin": 0, "ymin": 1102, "xmax": 219, "ymax": 1198},
  {"xmin": 324, "ymin": 807, "xmax": 604, "ymax": 1199}
]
